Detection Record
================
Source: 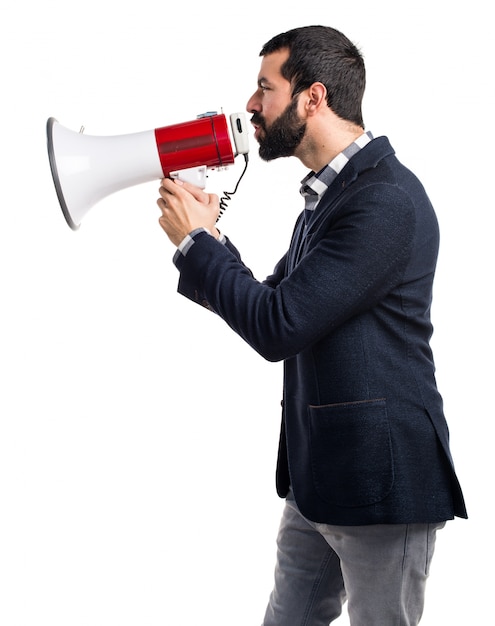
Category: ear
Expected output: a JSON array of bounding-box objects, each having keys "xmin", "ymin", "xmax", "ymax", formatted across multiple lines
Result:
[{"xmin": 304, "ymin": 82, "xmax": 327, "ymax": 115}]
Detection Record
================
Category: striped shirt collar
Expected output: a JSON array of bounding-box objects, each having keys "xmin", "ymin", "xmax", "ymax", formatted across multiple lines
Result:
[{"xmin": 300, "ymin": 131, "xmax": 374, "ymax": 214}]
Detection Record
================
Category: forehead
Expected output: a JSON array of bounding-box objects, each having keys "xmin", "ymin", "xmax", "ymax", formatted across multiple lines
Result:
[{"xmin": 257, "ymin": 48, "xmax": 290, "ymax": 84}]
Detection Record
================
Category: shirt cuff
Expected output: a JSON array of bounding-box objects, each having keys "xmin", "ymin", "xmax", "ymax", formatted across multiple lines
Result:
[{"xmin": 173, "ymin": 228, "xmax": 226, "ymax": 269}]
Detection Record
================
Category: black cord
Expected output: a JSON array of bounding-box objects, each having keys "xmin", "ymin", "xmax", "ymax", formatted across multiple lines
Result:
[{"xmin": 217, "ymin": 154, "xmax": 249, "ymax": 222}]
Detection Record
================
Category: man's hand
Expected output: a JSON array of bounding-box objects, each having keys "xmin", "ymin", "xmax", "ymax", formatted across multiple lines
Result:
[{"xmin": 156, "ymin": 178, "xmax": 221, "ymax": 246}]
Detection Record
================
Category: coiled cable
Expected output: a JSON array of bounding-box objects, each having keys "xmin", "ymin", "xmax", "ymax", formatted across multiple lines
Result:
[{"xmin": 217, "ymin": 154, "xmax": 249, "ymax": 222}]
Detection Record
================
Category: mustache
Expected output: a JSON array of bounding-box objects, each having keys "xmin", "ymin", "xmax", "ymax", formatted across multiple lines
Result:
[{"xmin": 250, "ymin": 112, "xmax": 266, "ymax": 129}]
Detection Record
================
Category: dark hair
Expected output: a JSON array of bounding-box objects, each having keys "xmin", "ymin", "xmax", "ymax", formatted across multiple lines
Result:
[{"xmin": 260, "ymin": 25, "xmax": 365, "ymax": 128}]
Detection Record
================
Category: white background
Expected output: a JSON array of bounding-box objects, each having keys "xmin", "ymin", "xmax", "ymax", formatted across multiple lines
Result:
[{"xmin": 0, "ymin": 1, "xmax": 492, "ymax": 624}]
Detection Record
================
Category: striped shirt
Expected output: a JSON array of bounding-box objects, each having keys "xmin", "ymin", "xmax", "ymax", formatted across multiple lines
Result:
[{"xmin": 300, "ymin": 131, "xmax": 373, "ymax": 222}]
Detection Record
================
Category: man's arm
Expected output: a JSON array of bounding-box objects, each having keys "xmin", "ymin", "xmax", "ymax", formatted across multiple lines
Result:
[{"xmin": 171, "ymin": 183, "xmax": 416, "ymax": 362}]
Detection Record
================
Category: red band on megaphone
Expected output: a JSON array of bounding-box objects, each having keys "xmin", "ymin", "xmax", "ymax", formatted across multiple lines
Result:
[{"xmin": 155, "ymin": 113, "xmax": 235, "ymax": 176}]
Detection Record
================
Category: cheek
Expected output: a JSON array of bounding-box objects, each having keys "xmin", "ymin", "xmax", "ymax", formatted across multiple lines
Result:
[
  {"xmin": 262, "ymin": 100, "xmax": 280, "ymax": 124},
  {"xmin": 264, "ymin": 94, "xmax": 290, "ymax": 119}
]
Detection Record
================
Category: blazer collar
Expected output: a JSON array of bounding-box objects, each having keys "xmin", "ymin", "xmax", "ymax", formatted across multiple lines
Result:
[{"xmin": 304, "ymin": 136, "xmax": 396, "ymax": 234}]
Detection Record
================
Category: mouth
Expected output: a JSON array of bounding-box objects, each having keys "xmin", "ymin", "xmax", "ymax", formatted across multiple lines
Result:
[
  {"xmin": 251, "ymin": 122, "xmax": 263, "ymax": 142},
  {"xmin": 250, "ymin": 115, "xmax": 264, "ymax": 141}
]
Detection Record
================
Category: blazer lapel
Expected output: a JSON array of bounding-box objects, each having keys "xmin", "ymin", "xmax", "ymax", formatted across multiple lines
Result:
[
  {"xmin": 286, "ymin": 213, "xmax": 307, "ymax": 274},
  {"xmin": 286, "ymin": 137, "xmax": 396, "ymax": 274}
]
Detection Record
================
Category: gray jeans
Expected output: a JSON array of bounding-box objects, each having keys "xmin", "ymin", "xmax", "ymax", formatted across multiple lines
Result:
[{"xmin": 262, "ymin": 492, "xmax": 445, "ymax": 626}]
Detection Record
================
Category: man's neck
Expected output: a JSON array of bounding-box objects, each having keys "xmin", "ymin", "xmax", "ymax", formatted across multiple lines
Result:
[{"xmin": 297, "ymin": 112, "xmax": 365, "ymax": 172}]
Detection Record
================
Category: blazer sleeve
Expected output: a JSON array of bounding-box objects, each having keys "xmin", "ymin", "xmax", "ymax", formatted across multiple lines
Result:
[
  {"xmin": 176, "ymin": 183, "xmax": 416, "ymax": 362},
  {"xmin": 222, "ymin": 236, "xmax": 288, "ymax": 289}
]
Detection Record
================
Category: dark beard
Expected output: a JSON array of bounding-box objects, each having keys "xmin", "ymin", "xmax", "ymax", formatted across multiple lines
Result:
[{"xmin": 253, "ymin": 97, "xmax": 306, "ymax": 161}]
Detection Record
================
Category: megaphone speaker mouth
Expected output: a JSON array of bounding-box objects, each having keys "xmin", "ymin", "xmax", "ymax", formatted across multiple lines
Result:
[{"xmin": 47, "ymin": 117, "xmax": 79, "ymax": 230}]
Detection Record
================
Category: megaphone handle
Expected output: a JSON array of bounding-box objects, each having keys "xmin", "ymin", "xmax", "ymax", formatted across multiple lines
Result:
[{"xmin": 169, "ymin": 165, "xmax": 207, "ymax": 189}]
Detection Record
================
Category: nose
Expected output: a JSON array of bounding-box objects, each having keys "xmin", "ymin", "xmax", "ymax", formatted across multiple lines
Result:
[{"xmin": 246, "ymin": 90, "xmax": 261, "ymax": 114}]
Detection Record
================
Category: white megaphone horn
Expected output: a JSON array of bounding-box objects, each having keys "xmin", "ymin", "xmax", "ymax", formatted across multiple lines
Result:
[{"xmin": 46, "ymin": 111, "xmax": 249, "ymax": 230}]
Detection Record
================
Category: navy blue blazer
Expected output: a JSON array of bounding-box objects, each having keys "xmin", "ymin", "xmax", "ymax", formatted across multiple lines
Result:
[{"xmin": 176, "ymin": 136, "xmax": 467, "ymax": 525}]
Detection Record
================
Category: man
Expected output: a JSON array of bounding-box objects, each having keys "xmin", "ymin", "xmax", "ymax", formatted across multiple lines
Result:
[{"xmin": 156, "ymin": 25, "xmax": 467, "ymax": 626}]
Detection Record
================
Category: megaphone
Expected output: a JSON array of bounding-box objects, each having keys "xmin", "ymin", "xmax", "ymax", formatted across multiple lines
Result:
[{"xmin": 47, "ymin": 111, "xmax": 249, "ymax": 230}]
